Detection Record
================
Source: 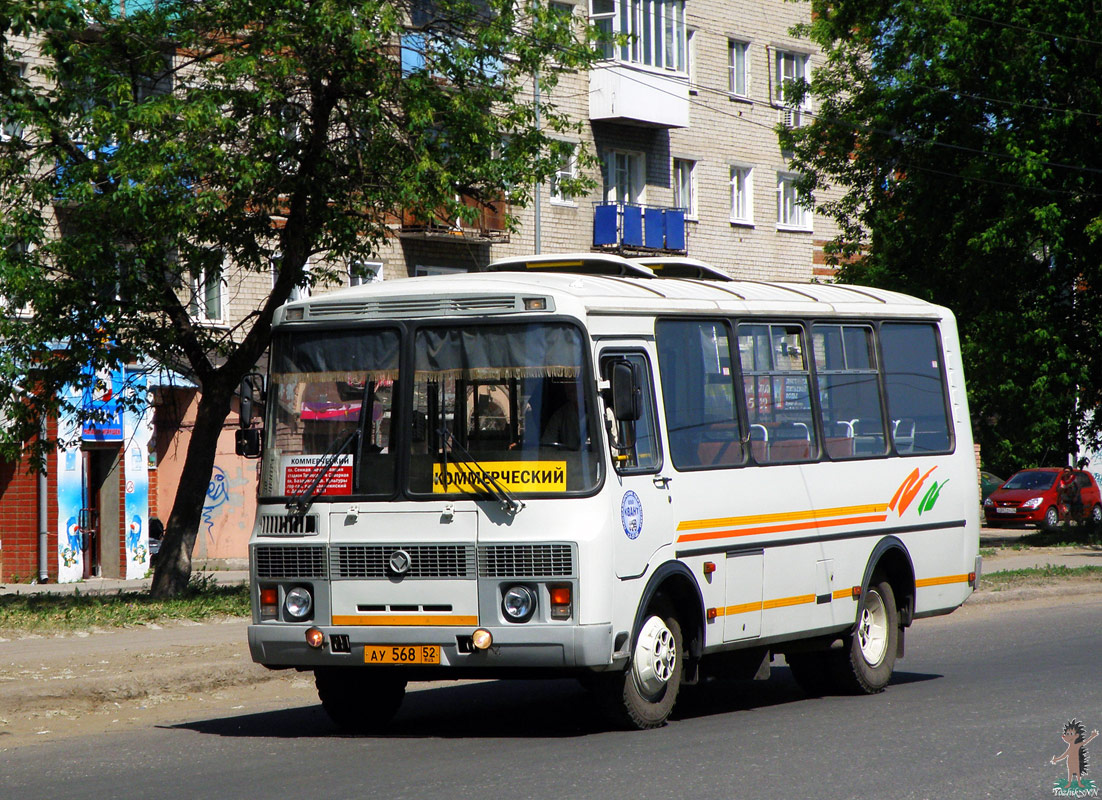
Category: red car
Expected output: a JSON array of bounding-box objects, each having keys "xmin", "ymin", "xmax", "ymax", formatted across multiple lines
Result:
[{"xmin": 983, "ymin": 467, "xmax": 1102, "ymax": 529}]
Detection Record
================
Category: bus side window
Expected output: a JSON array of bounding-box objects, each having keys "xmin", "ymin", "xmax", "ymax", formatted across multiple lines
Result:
[
  {"xmin": 601, "ymin": 353, "xmax": 661, "ymax": 473},
  {"xmin": 880, "ymin": 323, "xmax": 953, "ymax": 454}
]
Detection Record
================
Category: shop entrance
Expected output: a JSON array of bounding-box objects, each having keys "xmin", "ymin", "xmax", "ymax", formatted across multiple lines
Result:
[{"xmin": 81, "ymin": 447, "xmax": 121, "ymax": 579}]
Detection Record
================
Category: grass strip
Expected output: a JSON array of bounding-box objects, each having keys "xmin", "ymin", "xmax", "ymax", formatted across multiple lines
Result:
[
  {"xmin": 0, "ymin": 579, "xmax": 249, "ymax": 635},
  {"xmin": 980, "ymin": 564, "xmax": 1102, "ymax": 592}
]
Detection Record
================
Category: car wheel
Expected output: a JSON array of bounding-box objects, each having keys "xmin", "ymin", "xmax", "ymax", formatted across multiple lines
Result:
[
  {"xmin": 1091, "ymin": 504, "xmax": 1102, "ymax": 524},
  {"xmin": 1043, "ymin": 506, "xmax": 1061, "ymax": 530}
]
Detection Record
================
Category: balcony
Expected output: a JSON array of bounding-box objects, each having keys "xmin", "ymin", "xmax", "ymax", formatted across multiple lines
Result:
[
  {"xmin": 396, "ymin": 194, "xmax": 510, "ymax": 243},
  {"xmin": 592, "ymin": 203, "xmax": 686, "ymax": 254},
  {"xmin": 589, "ymin": 64, "xmax": 690, "ymax": 128}
]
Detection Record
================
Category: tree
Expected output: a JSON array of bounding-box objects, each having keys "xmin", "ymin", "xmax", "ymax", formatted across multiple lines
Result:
[
  {"xmin": 782, "ymin": 0, "xmax": 1102, "ymax": 475},
  {"xmin": 0, "ymin": 0, "xmax": 599, "ymax": 595}
]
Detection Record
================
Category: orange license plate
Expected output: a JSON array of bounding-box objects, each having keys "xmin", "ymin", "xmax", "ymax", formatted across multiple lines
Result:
[{"xmin": 364, "ymin": 645, "xmax": 440, "ymax": 665}]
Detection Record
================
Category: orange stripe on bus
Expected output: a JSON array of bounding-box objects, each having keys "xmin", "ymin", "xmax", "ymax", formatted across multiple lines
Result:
[
  {"xmin": 677, "ymin": 504, "xmax": 889, "ymax": 532},
  {"xmin": 676, "ymin": 514, "xmax": 888, "ymax": 544},
  {"xmin": 763, "ymin": 593, "xmax": 816, "ymax": 610},
  {"xmin": 332, "ymin": 615, "xmax": 479, "ymax": 627},
  {"xmin": 832, "ymin": 588, "xmax": 854, "ymax": 600},
  {"xmin": 915, "ymin": 574, "xmax": 970, "ymax": 588},
  {"xmin": 722, "ymin": 601, "xmax": 764, "ymax": 616}
]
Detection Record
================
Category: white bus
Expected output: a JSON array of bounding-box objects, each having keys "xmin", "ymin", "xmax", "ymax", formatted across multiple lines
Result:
[{"xmin": 240, "ymin": 253, "xmax": 981, "ymax": 731}]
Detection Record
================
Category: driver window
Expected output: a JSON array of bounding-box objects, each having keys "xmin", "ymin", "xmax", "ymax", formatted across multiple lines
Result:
[{"xmin": 600, "ymin": 352, "xmax": 661, "ymax": 473}]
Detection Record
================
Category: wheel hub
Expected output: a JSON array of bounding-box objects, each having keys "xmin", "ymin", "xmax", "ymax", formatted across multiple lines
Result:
[
  {"xmin": 632, "ymin": 615, "xmax": 677, "ymax": 697},
  {"xmin": 857, "ymin": 590, "xmax": 889, "ymax": 666}
]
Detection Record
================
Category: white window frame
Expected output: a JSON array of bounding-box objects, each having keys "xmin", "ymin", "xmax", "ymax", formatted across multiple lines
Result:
[
  {"xmin": 189, "ymin": 257, "xmax": 227, "ymax": 324},
  {"xmin": 604, "ymin": 148, "xmax": 646, "ymax": 206},
  {"xmin": 415, "ymin": 264, "xmax": 467, "ymax": 276},
  {"xmin": 592, "ymin": 0, "xmax": 687, "ymax": 74},
  {"xmin": 349, "ymin": 259, "xmax": 384, "ymax": 286},
  {"xmin": 776, "ymin": 172, "xmax": 812, "ymax": 231},
  {"xmin": 549, "ymin": 142, "xmax": 578, "ymax": 206},
  {"xmin": 774, "ymin": 49, "xmax": 809, "ymax": 127},
  {"xmin": 272, "ymin": 252, "xmax": 312, "ymax": 302},
  {"xmin": 730, "ymin": 165, "xmax": 753, "ymax": 225},
  {"xmin": 673, "ymin": 158, "xmax": 696, "ymax": 219},
  {"xmin": 728, "ymin": 40, "xmax": 749, "ymax": 98}
]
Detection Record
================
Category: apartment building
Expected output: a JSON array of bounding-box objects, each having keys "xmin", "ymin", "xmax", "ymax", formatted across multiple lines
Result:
[{"xmin": 371, "ymin": 0, "xmax": 837, "ymax": 282}]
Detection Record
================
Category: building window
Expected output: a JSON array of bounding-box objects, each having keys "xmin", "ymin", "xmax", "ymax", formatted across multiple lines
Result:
[
  {"xmin": 549, "ymin": 142, "xmax": 578, "ymax": 205},
  {"xmin": 349, "ymin": 259, "xmax": 384, "ymax": 286},
  {"xmin": 774, "ymin": 49, "xmax": 809, "ymax": 127},
  {"xmin": 592, "ymin": 0, "xmax": 687, "ymax": 73},
  {"xmin": 189, "ymin": 262, "xmax": 225, "ymax": 323},
  {"xmin": 728, "ymin": 40, "xmax": 748, "ymax": 98},
  {"xmin": 604, "ymin": 149, "xmax": 646, "ymax": 206},
  {"xmin": 272, "ymin": 253, "xmax": 312, "ymax": 302},
  {"xmin": 730, "ymin": 166, "xmax": 753, "ymax": 225},
  {"xmin": 673, "ymin": 158, "xmax": 695, "ymax": 218},
  {"xmin": 777, "ymin": 172, "xmax": 811, "ymax": 230}
]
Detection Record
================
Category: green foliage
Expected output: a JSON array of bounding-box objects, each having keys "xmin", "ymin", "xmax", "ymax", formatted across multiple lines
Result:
[{"xmin": 784, "ymin": 0, "xmax": 1102, "ymax": 474}]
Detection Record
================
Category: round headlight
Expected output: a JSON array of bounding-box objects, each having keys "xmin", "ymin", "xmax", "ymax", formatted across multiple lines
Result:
[
  {"xmin": 502, "ymin": 585, "xmax": 536, "ymax": 623},
  {"xmin": 284, "ymin": 586, "xmax": 313, "ymax": 620}
]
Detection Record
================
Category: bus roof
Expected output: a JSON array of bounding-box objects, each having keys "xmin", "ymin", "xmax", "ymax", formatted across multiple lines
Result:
[{"xmin": 278, "ymin": 267, "xmax": 946, "ymax": 326}]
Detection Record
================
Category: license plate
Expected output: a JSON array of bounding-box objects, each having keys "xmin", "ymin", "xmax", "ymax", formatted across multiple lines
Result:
[
  {"xmin": 996, "ymin": 507, "xmax": 1016, "ymax": 514},
  {"xmin": 364, "ymin": 645, "xmax": 440, "ymax": 665}
]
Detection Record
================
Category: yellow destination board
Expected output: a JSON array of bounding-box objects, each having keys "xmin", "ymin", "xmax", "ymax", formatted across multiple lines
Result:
[{"xmin": 432, "ymin": 461, "xmax": 567, "ymax": 493}]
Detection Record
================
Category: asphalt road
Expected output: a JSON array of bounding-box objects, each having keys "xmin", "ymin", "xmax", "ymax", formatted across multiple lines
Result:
[{"xmin": 3, "ymin": 595, "xmax": 1100, "ymax": 800}]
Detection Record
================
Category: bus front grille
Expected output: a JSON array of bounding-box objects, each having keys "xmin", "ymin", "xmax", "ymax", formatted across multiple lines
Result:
[
  {"xmin": 331, "ymin": 544, "xmax": 477, "ymax": 579},
  {"xmin": 478, "ymin": 544, "xmax": 575, "ymax": 578},
  {"xmin": 254, "ymin": 545, "xmax": 328, "ymax": 579},
  {"xmin": 257, "ymin": 514, "xmax": 318, "ymax": 536}
]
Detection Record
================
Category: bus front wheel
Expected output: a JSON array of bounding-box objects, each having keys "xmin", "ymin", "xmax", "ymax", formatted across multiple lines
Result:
[
  {"xmin": 315, "ymin": 668, "xmax": 406, "ymax": 733},
  {"xmin": 600, "ymin": 602, "xmax": 684, "ymax": 730},
  {"xmin": 839, "ymin": 579, "xmax": 899, "ymax": 694}
]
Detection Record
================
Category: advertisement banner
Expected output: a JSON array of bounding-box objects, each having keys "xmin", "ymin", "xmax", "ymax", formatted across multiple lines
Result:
[
  {"xmin": 282, "ymin": 454, "xmax": 354, "ymax": 496},
  {"xmin": 56, "ymin": 384, "xmax": 84, "ymax": 583},
  {"xmin": 81, "ymin": 364, "xmax": 125, "ymax": 443},
  {"xmin": 123, "ymin": 373, "xmax": 153, "ymax": 578}
]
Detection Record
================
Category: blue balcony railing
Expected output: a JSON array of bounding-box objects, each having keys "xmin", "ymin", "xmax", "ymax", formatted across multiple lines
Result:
[{"xmin": 593, "ymin": 203, "xmax": 686, "ymax": 253}]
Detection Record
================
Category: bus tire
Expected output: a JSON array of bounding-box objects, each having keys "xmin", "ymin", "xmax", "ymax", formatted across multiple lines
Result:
[
  {"xmin": 837, "ymin": 579, "xmax": 899, "ymax": 694},
  {"xmin": 315, "ymin": 668, "xmax": 406, "ymax": 733},
  {"xmin": 601, "ymin": 602, "xmax": 684, "ymax": 730}
]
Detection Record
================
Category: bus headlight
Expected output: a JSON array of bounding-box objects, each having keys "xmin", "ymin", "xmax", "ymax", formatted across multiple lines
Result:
[
  {"xmin": 284, "ymin": 586, "xmax": 314, "ymax": 620},
  {"xmin": 502, "ymin": 585, "xmax": 536, "ymax": 623}
]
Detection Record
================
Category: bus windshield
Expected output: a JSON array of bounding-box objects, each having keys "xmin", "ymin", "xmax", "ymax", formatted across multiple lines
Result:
[
  {"xmin": 262, "ymin": 322, "xmax": 600, "ymax": 500},
  {"xmin": 409, "ymin": 322, "xmax": 600, "ymax": 496}
]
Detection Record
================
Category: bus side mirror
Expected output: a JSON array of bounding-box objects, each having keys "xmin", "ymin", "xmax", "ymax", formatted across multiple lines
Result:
[
  {"xmin": 239, "ymin": 373, "xmax": 265, "ymax": 428},
  {"xmin": 235, "ymin": 428, "xmax": 263, "ymax": 459},
  {"xmin": 610, "ymin": 360, "xmax": 641, "ymax": 422}
]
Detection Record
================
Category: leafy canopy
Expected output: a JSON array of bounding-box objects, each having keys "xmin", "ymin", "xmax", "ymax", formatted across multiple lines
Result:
[{"xmin": 783, "ymin": 0, "xmax": 1102, "ymax": 474}]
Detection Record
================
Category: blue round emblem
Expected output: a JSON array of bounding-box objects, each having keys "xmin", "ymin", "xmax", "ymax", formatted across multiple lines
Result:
[{"xmin": 621, "ymin": 490, "xmax": 643, "ymax": 540}]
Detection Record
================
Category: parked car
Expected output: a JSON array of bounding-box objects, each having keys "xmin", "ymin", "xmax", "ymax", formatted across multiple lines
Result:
[
  {"xmin": 983, "ymin": 467, "xmax": 1102, "ymax": 529},
  {"xmin": 979, "ymin": 471, "xmax": 1004, "ymax": 502}
]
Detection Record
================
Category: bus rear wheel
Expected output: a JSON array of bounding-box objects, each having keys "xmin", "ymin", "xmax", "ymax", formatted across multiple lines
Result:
[
  {"xmin": 599, "ymin": 603, "xmax": 684, "ymax": 730},
  {"xmin": 315, "ymin": 668, "xmax": 406, "ymax": 733}
]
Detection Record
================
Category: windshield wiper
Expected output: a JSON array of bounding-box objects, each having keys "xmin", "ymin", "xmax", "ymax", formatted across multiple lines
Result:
[
  {"xmin": 437, "ymin": 426, "xmax": 525, "ymax": 516},
  {"xmin": 287, "ymin": 428, "xmax": 360, "ymax": 516}
]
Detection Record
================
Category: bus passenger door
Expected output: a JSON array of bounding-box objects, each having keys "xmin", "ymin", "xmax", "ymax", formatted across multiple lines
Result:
[{"xmin": 599, "ymin": 348, "xmax": 674, "ymax": 579}]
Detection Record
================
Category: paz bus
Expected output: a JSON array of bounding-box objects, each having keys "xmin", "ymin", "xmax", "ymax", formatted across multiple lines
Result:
[{"xmin": 239, "ymin": 253, "xmax": 981, "ymax": 730}]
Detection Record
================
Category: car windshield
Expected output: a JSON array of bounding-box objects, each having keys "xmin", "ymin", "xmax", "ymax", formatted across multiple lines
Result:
[
  {"xmin": 263, "ymin": 328, "xmax": 400, "ymax": 498},
  {"xmin": 1003, "ymin": 471, "xmax": 1056, "ymax": 491},
  {"xmin": 409, "ymin": 322, "xmax": 601, "ymax": 496}
]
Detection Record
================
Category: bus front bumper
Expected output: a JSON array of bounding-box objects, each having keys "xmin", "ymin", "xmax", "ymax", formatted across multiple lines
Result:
[{"xmin": 248, "ymin": 622, "xmax": 615, "ymax": 671}]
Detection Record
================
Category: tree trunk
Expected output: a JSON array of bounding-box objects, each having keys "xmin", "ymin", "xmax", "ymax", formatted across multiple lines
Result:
[{"xmin": 150, "ymin": 381, "xmax": 234, "ymax": 598}]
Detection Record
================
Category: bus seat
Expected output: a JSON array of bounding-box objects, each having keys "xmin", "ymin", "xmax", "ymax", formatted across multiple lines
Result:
[
  {"xmin": 892, "ymin": 418, "xmax": 915, "ymax": 453},
  {"xmin": 696, "ymin": 423, "xmax": 743, "ymax": 466}
]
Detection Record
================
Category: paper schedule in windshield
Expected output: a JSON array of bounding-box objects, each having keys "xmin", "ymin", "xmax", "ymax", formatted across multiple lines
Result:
[
  {"xmin": 432, "ymin": 461, "xmax": 567, "ymax": 494},
  {"xmin": 282, "ymin": 454, "xmax": 354, "ymax": 496}
]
